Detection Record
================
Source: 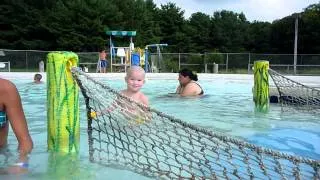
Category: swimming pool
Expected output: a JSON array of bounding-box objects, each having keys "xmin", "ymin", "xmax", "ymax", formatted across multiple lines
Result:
[{"xmin": 1, "ymin": 73, "xmax": 319, "ymax": 179}]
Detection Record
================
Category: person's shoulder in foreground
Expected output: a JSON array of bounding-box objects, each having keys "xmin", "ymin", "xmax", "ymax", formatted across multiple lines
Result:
[{"xmin": 176, "ymin": 68, "xmax": 204, "ymax": 97}]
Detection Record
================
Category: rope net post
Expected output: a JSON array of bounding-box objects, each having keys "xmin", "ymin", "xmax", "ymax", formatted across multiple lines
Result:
[
  {"xmin": 253, "ymin": 60, "xmax": 269, "ymax": 112},
  {"xmin": 47, "ymin": 51, "xmax": 80, "ymax": 154}
]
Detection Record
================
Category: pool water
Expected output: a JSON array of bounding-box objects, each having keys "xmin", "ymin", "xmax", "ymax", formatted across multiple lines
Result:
[{"xmin": 1, "ymin": 74, "xmax": 319, "ymax": 179}]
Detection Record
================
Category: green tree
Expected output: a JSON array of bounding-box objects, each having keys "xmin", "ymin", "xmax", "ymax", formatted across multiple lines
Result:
[
  {"xmin": 156, "ymin": 2, "xmax": 189, "ymax": 52},
  {"xmin": 247, "ymin": 21, "xmax": 272, "ymax": 53},
  {"xmin": 186, "ymin": 12, "xmax": 211, "ymax": 53},
  {"xmin": 42, "ymin": 0, "xmax": 121, "ymax": 51},
  {"xmin": 299, "ymin": 3, "xmax": 320, "ymax": 53},
  {"xmin": 210, "ymin": 10, "xmax": 250, "ymax": 52},
  {"xmin": 270, "ymin": 16, "xmax": 296, "ymax": 53},
  {"xmin": 0, "ymin": 0, "xmax": 48, "ymax": 49},
  {"xmin": 1, "ymin": 0, "xmax": 319, "ymax": 56}
]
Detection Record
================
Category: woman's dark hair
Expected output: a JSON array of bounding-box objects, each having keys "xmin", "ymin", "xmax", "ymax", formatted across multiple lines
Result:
[{"xmin": 179, "ymin": 68, "xmax": 198, "ymax": 81}]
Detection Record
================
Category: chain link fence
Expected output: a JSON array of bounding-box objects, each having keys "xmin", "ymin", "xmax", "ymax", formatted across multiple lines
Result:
[{"xmin": 1, "ymin": 49, "xmax": 320, "ymax": 75}]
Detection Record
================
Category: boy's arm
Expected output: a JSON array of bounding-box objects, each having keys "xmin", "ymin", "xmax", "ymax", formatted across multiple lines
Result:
[{"xmin": 90, "ymin": 96, "xmax": 123, "ymax": 118}]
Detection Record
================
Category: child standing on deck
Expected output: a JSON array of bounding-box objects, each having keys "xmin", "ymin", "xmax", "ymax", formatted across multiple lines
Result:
[{"xmin": 99, "ymin": 49, "xmax": 108, "ymax": 73}]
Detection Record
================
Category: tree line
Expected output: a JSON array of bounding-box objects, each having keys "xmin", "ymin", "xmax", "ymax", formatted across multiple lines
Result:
[{"xmin": 0, "ymin": 0, "xmax": 319, "ymax": 54}]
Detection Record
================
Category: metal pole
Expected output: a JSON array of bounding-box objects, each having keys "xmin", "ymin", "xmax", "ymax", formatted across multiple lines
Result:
[
  {"xmin": 226, "ymin": 53, "xmax": 229, "ymax": 72},
  {"xmin": 294, "ymin": 15, "xmax": 298, "ymax": 75},
  {"xmin": 144, "ymin": 48, "xmax": 148, "ymax": 72},
  {"xmin": 157, "ymin": 45, "xmax": 160, "ymax": 72},
  {"xmin": 178, "ymin": 53, "xmax": 181, "ymax": 70},
  {"xmin": 25, "ymin": 51, "xmax": 28, "ymax": 72},
  {"xmin": 129, "ymin": 36, "xmax": 133, "ymax": 68},
  {"xmin": 203, "ymin": 53, "xmax": 206, "ymax": 73},
  {"xmin": 248, "ymin": 53, "xmax": 251, "ymax": 74},
  {"xmin": 110, "ymin": 36, "xmax": 113, "ymax": 72}
]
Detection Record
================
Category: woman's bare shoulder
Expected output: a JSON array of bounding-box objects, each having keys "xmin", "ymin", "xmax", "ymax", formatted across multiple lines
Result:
[
  {"xmin": 185, "ymin": 81, "xmax": 199, "ymax": 88},
  {"xmin": 0, "ymin": 79, "xmax": 16, "ymax": 91},
  {"xmin": 0, "ymin": 80, "xmax": 17, "ymax": 103}
]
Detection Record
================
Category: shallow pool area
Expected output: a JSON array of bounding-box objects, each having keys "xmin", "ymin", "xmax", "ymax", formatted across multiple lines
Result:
[{"xmin": 0, "ymin": 72, "xmax": 319, "ymax": 179}]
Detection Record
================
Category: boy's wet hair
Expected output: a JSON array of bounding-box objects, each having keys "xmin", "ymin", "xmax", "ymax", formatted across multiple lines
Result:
[
  {"xmin": 126, "ymin": 66, "xmax": 145, "ymax": 77},
  {"xmin": 179, "ymin": 68, "xmax": 198, "ymax": 81},
  {"xmin": 34, "ymin": 73, "xmax": 42, "ymax": 80}
]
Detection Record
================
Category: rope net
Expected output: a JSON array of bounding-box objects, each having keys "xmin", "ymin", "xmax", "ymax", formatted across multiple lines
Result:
[
  {"xmin": 72, "ymin": 68, "xmax": 320, "ymax": 179},
  {"xmin": 269, "ymin": 69, "xmax": 320, "ymax": 113}
]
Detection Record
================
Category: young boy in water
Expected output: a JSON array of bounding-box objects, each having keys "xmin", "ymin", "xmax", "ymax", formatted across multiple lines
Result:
[
  {"xmin": 120, "ymin": 66, "xmax": 148, "ymax": 106},
  {"xmin": 118, "ymin": 66, "xmax": 150, "ymax": 123},
  {"xmin": 90, "ymin": 66, "xmax": 149, "ymax": 120}
]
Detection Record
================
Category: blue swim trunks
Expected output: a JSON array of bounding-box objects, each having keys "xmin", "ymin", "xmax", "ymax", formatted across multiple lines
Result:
[
  {"xmin": 100, "ymin": 60, "xmax": 108, "ymax": 68},
  {"xmin": 0, "ymin": 111, "xmax": 7, "ymax": 128}
]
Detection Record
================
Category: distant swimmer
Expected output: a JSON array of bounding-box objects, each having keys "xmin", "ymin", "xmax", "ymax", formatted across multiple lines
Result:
[{"xmin": 33, "ymin": 73, "xmax": 42, "ymax": 84}]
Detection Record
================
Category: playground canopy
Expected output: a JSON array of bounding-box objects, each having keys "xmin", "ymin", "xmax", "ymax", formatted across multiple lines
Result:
[{"xmin": 106, "ymin": 31, "xmax": 136, "ymax": 37}]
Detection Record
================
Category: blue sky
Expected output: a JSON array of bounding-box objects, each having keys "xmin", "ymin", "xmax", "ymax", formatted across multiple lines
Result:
[{"xmin": 153, "ymin": 0, "xmax": 319, "ymax": 22}]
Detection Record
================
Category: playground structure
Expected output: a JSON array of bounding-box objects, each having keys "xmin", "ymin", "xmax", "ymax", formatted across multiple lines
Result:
[
  {"xmin": 144, "ymin": 43, "xmax": 168, "ymax": 72},
  {"xmin": 106, "ymin": 31, "xmax": 135, "ymax": 73},
  {"xmin": 106, "ymin": 30, "xmax": 167, "ymax": 72}
]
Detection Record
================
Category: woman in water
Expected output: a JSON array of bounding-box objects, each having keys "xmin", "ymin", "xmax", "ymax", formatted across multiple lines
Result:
[{"xmin": 176, "ymin": 68, "xmax": 204, "ymax": 96}]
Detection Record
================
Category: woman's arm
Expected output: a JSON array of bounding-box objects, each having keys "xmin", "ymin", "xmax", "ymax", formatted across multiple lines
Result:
[
  {"xmin": 175, "ymin": 85, "xmax": 181, "ymax": 94},
  {"xmin": 4, "ymin": 81, "xmax": 33, "ymax": 162}
]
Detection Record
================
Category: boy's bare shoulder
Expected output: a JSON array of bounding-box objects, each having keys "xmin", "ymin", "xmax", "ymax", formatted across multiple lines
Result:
[
  {"xmin": 139, "ymin": 92, "xmax": 148, "ymax": 106},
  {"xmin": 139, "ymin": 92, "xmax": 147, "ymax": 98}
]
